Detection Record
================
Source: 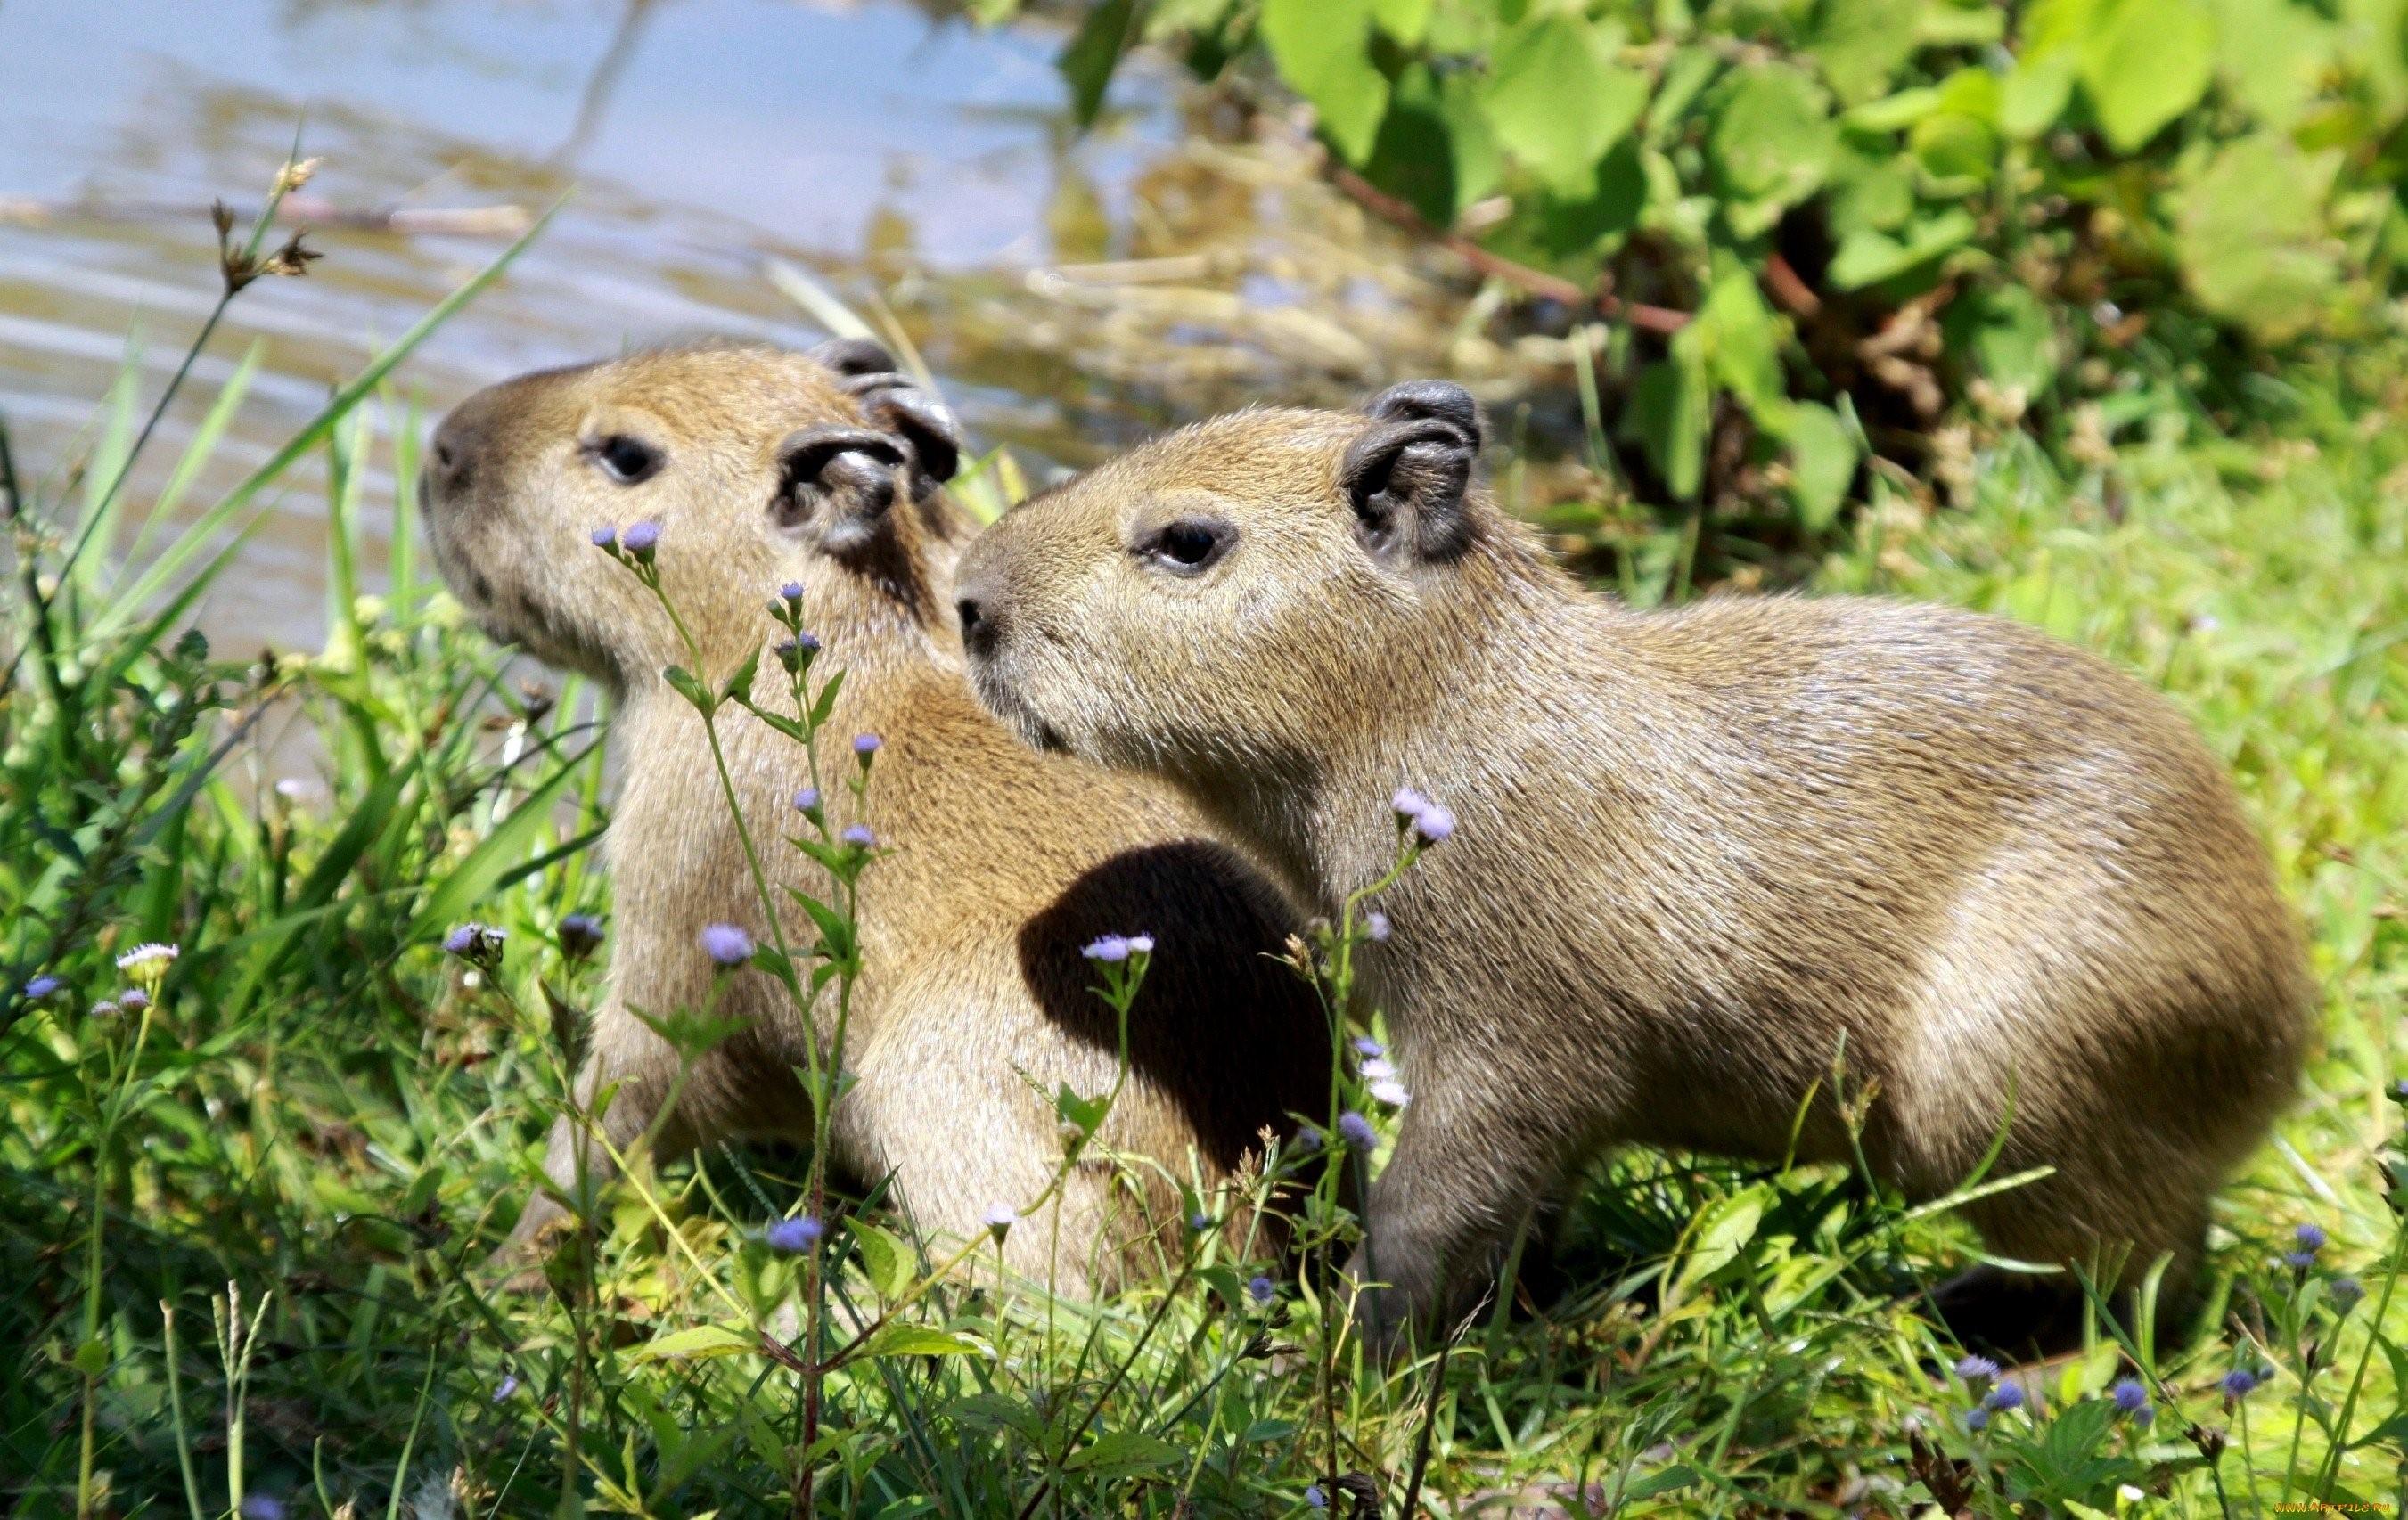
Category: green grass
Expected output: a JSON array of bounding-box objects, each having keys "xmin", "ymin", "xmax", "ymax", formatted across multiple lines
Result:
[{"xmin": 3, "ymin": 217, "xmax": 2404, "ymax": 1518}]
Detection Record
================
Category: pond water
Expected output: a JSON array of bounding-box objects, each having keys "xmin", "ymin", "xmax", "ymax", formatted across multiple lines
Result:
[{"xmin": 2, "ymin": 0, "xmax": 1492, "ymax": 650}]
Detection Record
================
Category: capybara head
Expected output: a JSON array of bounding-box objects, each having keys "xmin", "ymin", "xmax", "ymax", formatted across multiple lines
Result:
[
  {"xmin": 953, "ymin": 380, "xmax": 1495, "ymax": 780},
  {"xmin": 422, "ymin": 339, "xmax": 969, "ymax": 688}
]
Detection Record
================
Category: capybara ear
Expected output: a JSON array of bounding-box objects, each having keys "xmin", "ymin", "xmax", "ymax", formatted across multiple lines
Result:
[
  {"xmin": 774, "ymin": 424, "xmax": 906, "ymax": 548},
  {"xmin": 856, "ymin": 380, "xmax": 962, "ymax": 486},
  {"xmin": 805, "ymin": 338, "xmax": 963, "ymax": 488},
  {"xmin": 1342, "ymin": 382, "xmax": 1483, "ymax": 563},
  {"xmin": 1363, "ymin": 379, "xmax": 1483, "ymax": 453},
  {"xmin": 807, "ymin": 336, "xmax": 901, "ymax": 380}
]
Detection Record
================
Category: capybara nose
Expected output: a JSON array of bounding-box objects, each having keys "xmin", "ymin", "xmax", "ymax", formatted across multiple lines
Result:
[
  {"xmin": 954, "ymin": 556, "xmax": 1007, "ymax": 658},
  {"xmin": 427, "ymin": 402, "xmax": 488, "ymax": 503}
]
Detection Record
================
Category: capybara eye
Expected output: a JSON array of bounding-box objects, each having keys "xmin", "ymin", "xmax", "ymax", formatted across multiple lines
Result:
[
  {"xmin": 591, "ymin": 434, "xmax": 663, "ymax": 486},
  {"xmin": 1145, "ymin": 518, "xmax": 1233, "ymax": 574}
]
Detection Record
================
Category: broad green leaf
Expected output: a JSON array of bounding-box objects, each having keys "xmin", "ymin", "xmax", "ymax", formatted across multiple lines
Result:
[
  {"xmin": 854, "ymin": 1323, "xmax": 989, "ymax": 1360},
  {"xmin": 2172, "ymin": 133, "xmax": 2346, "ymax": 339},
  {"xmin": 1696, "ymin": 266, "xmax": 1783, "ymax": 413},
  {"xmin": 2209, "ymin": 0, "xmax": 2334, "ymax": 128},
  {"xmin": 1482, "ymin": 17, "xmax": 1647, "ymax": 197},
  {"xmin": 1364, "ymin": 64, "xmax": 1469, "ymax": 225},
  {"xmin": 1372, "ymin": 0, "xmax": 1433, "ymax": 45},
  {"xmin": 1826, "ymin": 207, "xmax": 1976, "ymax": 288},
  {"xmin": 1827, "ymin": 146, "xmax": 1916, "ymax": 236},
  {"xmin": 1621, "ymin": 345, "xmax": 1710, "ymax": 501},
  {"xmin": 1062, "ymin": 1431, "xmax": 1185, "ymax": 1477},
  {"xmin": 848, "ymin": 1218, "xmax": 917, "ymax": 1301},
  {"xmin": 1675, "ymin": 1182, "xmax": 1771, "ymax": 1293},
  {"xmin": 1810, "ymin": 0, "xmax": 1921, "ymax": 104},
  {"xmin": 1774, "ymin": 402, "xmax": 1856, "ymax": 531},
  {"xmin": 1943, "ymin": 283, "xmax": 2060, "ymax": 396},
  {"xmin": 2077, "ymin": 0, "xmax": 2216, "ymax": 151},
  {"xmin": 2000, "ymin": 47, "xmax": 2078, "ymax": 137},
  {"xmin": 1707, "ymin": 65, "xmax": 1836, "ymax": 234},
  {"xmin": 1261, "ymin": 0, "xmax": 1389, "ymax": 164},
  {"xmin": 630, "ymin": 1323, "xmax": 758, "ymax": 1362}
]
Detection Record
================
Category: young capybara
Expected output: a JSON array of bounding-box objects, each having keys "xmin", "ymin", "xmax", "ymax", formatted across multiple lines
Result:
[
  {"xmin": 421, "ymin": 339, "xmax": 1330, "ymax": 1291},
  {"xmin": 949, "ymin": 380, "xmax": 2314, "ymax": 1349}
]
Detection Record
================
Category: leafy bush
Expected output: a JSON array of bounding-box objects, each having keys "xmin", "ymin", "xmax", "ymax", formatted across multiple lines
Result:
[{"xmin": 1013, "ymin": 0, "xmax": 2408, "ymax": 527}]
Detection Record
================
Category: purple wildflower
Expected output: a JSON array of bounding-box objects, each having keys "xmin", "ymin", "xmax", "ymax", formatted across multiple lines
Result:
[
  {"xmin": 1369, "ymin": 1079, "xmax": 1412, "ymax": 1107},
  {"xmin": 766, "ymin": 1215, "xmax": 824, "ymax": 1253},
  {"xmin": 774, "ymin": 635, "xmax": 806, "ymax": 671},
  {"xmin": 445, "ymin": 922, "xmax": 505, "ymax": 967},
  {"xmin": 22, "ymin": 974, "xmax": 61, "ymax": 1001},
  {"xmin": 1188, "ymin": 1210, "xmax": 1211, "ymax": 1232},
  {"xmin": 620, "ymin": 519, "xmax": 662, "ymax": 555},
  {"xmin": 118, "ymin": 989, "xmax": 150, "ymax": 1014},
  {"xmin": 559, "ymin": 914, "xmax": 605, "ymax": 958},
  {"xmin": 1389, "ymin": 787, "xmax": 1430, "ymax": 819},
  {"xmin": 589, "ymin": 526, "xmax": 618, "ymax": 550},
  {"xmin": 1304, "ymin": 1484, "xmax": 1328, "ymax": 1510},
  {"xmin": 2331, "ymin": 1276, "xmax": 2364, "ymax": 1311},
  {"xmin": 1364, "ymin": 910, "xmax": 1391, "ymax": 942},
  {"xmin": 1352, "ymin": 1036, "xmax": 1385, "ymax": 1058},
  {"xmin": 1292, "ymin": 1124, "xmax": 1323, "ymax": 1153},
  {"xmin": 1954, "ymin": 1354, "xmax": 2000, "ymax": 1382},
  {"xmin": 493, "ymin": 1372, "xmax": 520, "ymax": 1402},
  {"xmin": 982, "ymin": 1203, "xmax": 1017, "ymax": 1239},
  {"xmin": 1361, "ymin": 1057, "xmax": 1397, "ymax": 1081},
  {"xmin": 1962, "ymin": 1407, "xmax": 1990, "ymax": 1432},
  {"xmin": 2283, "ymin": 1250, "xmax": 2319, "ymax": 1271},
  {"xmin": 853, "ymin": 732, "xmax": 882, "ymax": 757},
  {"xmin": 2109, "ymin": 1377, "xmax": 2150, "ymax": 1417},
  {"xmin": 1084, "ymin": 936, "xmax": 1131, "ymax": 962},
  {"xmin": 793, "ymin": 786, "xmax": 822, "ymax": 813},
  {"xmin": 1248, "ymin": 1274, "xmax": 1275, "ymax": 1305},
  {"xmin": 2220, "ymin": 1367, "xmax": 2262, "ymax": 1400},
  {"xmin": 1337, "ymin": 1111, "xmax": 1377, "ymax": 1148},
  {"xmin": 841, "ymin": 824, "xmax": 876, "ymax": 848},
  {"xmin": 1412, "ymin": 805, "xmax": 1455, "ymax": 844},
  {"xmin": 1126, "ymin": 934, "xmax": 1155, "ymax": 954},
  {"xmin": 239, "ymin": 1498, "xmax": 285, "ymax": 1520},
  {"xmin": 1985, "ymin": 1382, "xmax": 2025, "ymax": 1411},
  {"xmin": 699, "ymin": 923, "xmax": 754, "ymax": 968},
  {"xmin": 2294, "ymin": 1222, "xmax": 2328, "ymax": 1254},
  {"xmin": 780, "ymin": 581, "xmax": 805, "ymax": 604}
]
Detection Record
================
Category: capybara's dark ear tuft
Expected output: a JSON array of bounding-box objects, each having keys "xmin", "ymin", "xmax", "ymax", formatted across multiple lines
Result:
[
  {"xmin": 807, "ymin": 337, "xmax": 901, "ymax": 380},
  {"xmin": 1363, "ymin": 380, "xmax": 1483, "ymax": 454},
  {"xmin": 1341, "ymin": 387, "xmax": 1482, "ymax": 563}
]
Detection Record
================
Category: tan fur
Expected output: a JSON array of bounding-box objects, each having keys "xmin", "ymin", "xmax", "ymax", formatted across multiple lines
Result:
[
  {"xmin": 422, "ymin": 343, "xmax": 1329, "ymax": 1290},
  {"xmin": 952, "ymin": 388, "xmax": 2316, "ymax": 1342}
]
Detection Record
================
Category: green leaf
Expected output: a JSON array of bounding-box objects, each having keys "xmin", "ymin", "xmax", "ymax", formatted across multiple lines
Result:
[
  {"xmin": 1062, "ymin": 1431, "xmax": 1185, "ymax": 1477},
  {"xmin": 1622, "ymin": 348, "xmax": 1710, "ymax": 501},
  {"xmin": 1260, "ymin": 0, "xmax": 1390, "ymax": 164},
  {"xmin": 2172, "ymin": 132, "xmax": 2345, "ymax": 340},
  {"xmin": 1482, "ymin": 17, "xmax": 1648, "ymax": 198},
  {"xmin": 1675, "ymin": 1182, "xmax": 1772, "ymax": 1293},
  {"xmin": 663, "ymin": 665, "xmax": 713, "ymax": 713},
  {"xmin": 848, "ymin": 1219, "xmax": 918, "ymax": 1301},
  {"xmin": 1058, "ymin": 0, "xmax": 1137, "ymax": 127},
  {"xmin": 1826, "ymin": 207, "xmax": 1977, "ymax": 288},
  {"xmin": 853, "ymin": 1323, "xmax": 989, "ymax": 1360},
  {"xmin": 1696, "ymin": 265, "xmax": 1784, "ymax": 413},
  {"xmin": 1707, "ymin": 65, "xmax": 1836, "ymax": 235},
  {"xmin": 1773, "ymin": 402, "xmax": 1856, "ymax": 531},
  {"xmin": 2076, "ymin": 0, "xmax": 2216, "ymax": 152},
  {"xmin": 720, "ymin": 645, "xmax": 762, "ymax": 705},
  {"xmin": 2001, "ymin": 45, "xmax": 2078, "ymax": 138},
  {"xmin": 1943, "ymin": 283, "xmax": 2059, "ymax": 396},
  {"xmin": 1810, "ymin": 0, "xmax": 1921, "ymax": 104},
  {"xmin": 630, "ymin": 1323, "xmax": 758, "ymax": 1363},
  {"xmin": 1372, "ymin": 0, "xmax": 1433, "ymax": 45}
]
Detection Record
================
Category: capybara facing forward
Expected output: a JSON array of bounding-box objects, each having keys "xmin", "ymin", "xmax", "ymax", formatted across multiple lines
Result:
[
  {"xmin": 952, "ymin": 380, "xmax": 2315, "ymax": 1349},
  {"xmin": 422, "ymin": 340, "xmax": 1330, "ymax": 1292}
]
